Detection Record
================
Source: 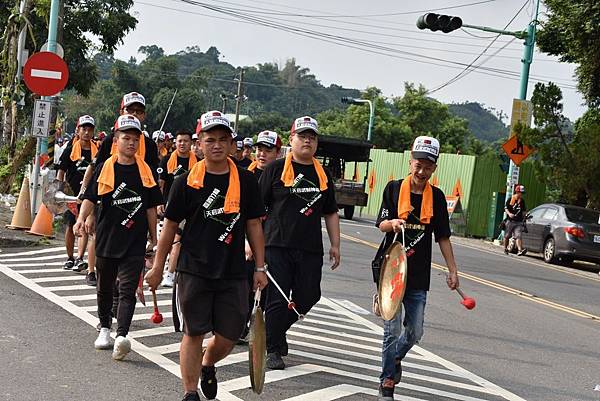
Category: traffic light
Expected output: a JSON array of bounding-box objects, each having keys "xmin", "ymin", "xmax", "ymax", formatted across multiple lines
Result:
[{"xmin": 416, "ymin": 13, "xmax": 463, "ymax": 33}]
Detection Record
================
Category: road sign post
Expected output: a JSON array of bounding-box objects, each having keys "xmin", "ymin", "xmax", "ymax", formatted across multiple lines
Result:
[{"xmin": 28, "ymin": 0, "xmax": 64, "ymax": 219}]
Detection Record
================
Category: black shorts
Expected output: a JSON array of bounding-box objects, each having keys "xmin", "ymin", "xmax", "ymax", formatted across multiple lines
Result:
[
  {"xmin": 176, "ymin": 272, "xmax": 249, "ymax": 341},
  {"xmin": 62, "ymin": 209, "xmax": 76, "ymax": 226}
]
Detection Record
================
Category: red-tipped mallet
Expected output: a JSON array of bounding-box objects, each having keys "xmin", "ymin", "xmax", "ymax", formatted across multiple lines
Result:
[
  {"xmin": 456, "ymin": 288, "xmax": 476, "ymax": 310},
  {"xmin": 150, "ymin": 289, "xmax": 163, "ymax": 324}
]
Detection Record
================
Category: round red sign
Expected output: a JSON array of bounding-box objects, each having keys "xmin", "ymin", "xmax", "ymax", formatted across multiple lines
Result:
[{"xmin": 23, "ymin": 51, "xmax": 69, "ymax": 96}]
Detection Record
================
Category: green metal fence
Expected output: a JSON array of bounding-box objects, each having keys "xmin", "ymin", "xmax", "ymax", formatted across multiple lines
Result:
[{"xmin": 345, "ymin": 150, "xmax": 546, "ymax": 238}]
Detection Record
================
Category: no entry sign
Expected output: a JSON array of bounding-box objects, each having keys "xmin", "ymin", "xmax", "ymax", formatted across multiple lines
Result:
[{"xmin": 23, "ymin": 52, "xmax": 69, "ymax": 96}]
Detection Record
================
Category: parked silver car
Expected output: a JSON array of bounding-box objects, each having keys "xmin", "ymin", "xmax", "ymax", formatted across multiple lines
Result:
[{"xmin": 521, "ymin": 203, "xmax": 600, "ymax": 265}]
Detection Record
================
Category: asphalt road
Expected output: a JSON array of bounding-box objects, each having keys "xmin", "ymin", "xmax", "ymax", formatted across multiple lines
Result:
[
  {"xmin": 0, "ymin": 217, "xmax": 599, "ymax": 401},
  {"xmin": 330, "ymin": 217, "xmax": 600, "ymax": 401}
]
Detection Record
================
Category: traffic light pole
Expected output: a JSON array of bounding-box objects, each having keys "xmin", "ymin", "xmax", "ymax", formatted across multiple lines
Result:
[
  {"xmin": 504, "ymin": 0, "xmax": 540, "ymax": 213},
  {"xmin": 31, "ymin": 0, "xmax": 61, "ymax": 219}
]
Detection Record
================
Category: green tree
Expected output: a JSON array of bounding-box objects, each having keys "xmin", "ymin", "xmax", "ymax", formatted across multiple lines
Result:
[
  {"xmin": 537, "ymin": 0, "xmax": 600, "ymax": 107},
  {"xmin": 519, "ymin": 82, "xmax": 600, "ymax": 208},
  {"xmin": 393, "ymin": 83, "xmax": 473, "ymax": 153}
]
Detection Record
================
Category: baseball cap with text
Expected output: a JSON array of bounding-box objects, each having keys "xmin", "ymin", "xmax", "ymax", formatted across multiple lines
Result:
[
  {"xmin": 77, "ymin": 115, "xmax": 95, "ymax": 128},
  {"xmin": 243, "ymin": 137, "xmax": 254, "ymax": 148},
  {"xmin": 255, "ymin": 130, "xmax": 282, "ymax": 149},
  {"xmin": 291, "ymin": 116, "xmax": 319, "ymax": 136},
  {"xmin": 411, "ymin": 136, "xmax": 440, "ymax": 163},
  {"xmin": 198, "ymin": 111, "xmax": 233, "ymax": 133},
  {"xmin": 115, "ymin": 114, "xmax": 142, "ymax": 134},
  {"xmin": 152, "ymin": 130, "xmax": 166, "ymax": 142},
  {"xmin": 121, "ymin": 92, "xmax": 146, "ymax": 109}
]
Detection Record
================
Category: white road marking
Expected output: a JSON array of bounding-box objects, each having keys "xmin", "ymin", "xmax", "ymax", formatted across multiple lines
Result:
[
  {"xmin": 0, "ymin": 246, "xmax": 67, "ymax": 258},
  {"xmin": 64, "ymin": 288, "xmax": 172, "ymax": 302},
  {"xmin": 32, "ymin": 275, "xmax": 86, "ymax": 283},
  {"xmin": 15, "ymin": 268, "xmax": 67, "ymax": 274},
  {"xmin": 329, "ymin": 298, "xmax": 371, "ymax": 315},
  {"xmin": 0, "ymin": 257, "xmax": 527, "ymax": 401}
]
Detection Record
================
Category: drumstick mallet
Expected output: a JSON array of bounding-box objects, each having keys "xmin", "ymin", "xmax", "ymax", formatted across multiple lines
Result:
[
  {"xmin": 265, "ymin": 270, "xmax": 304, "ymax": 320},
  {"xmin": 457, "ymin": 288, "xmax": 476, "ymax": 310},
  {"xmin": 443, "ymin": 272, "xmax": 476, "ymax": 310},
  {"xmin": 150, "ymin": 289, "xmax": 163, "ymax": 324}
]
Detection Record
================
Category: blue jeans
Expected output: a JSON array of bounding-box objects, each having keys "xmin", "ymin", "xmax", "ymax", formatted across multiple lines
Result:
[{"xmin": 380, "ymin": 289, "xmax": 427, "ymax": 382}]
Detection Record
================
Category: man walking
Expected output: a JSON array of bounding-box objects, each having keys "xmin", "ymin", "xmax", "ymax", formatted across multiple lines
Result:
[
  {"xmin": 75, "ymin": 115, "xmax": 163, "ymax": 360},
  {"xmin": 259, "ymin": 116, "xmax": 341, "ymax": 370},
  {"xmin": 158, "ymin": 130, "xmax": 198, "ymax": 287},
  {"xmin": 373, "ymin": 136, "xmax": 459, "ymax": 401},
  {"xmin": 56, "ymin": 115, "xmax": 97, "ymax": 284},
  {"xmin": 145, "ymin": 111, "xmax": 267, "ymax": 401}
]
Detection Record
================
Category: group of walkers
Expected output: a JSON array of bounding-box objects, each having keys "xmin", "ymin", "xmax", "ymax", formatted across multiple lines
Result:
[{"xmin": 55, "ymin": 90, "xmax": 465, "ymax": 401}]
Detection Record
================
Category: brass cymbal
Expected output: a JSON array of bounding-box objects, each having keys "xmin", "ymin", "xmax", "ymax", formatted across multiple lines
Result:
[{"xmin": 378, "ymin": 241, "xmax": 408, "ymax": 321}]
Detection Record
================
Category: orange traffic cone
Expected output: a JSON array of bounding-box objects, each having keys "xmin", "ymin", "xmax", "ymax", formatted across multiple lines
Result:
[
  {"xmin": 26, "ymin": 203, "xmax": 54, "ymax": 237},
  {"xmin": 6, "ymin": 176, "xmax": 32, "ymax": 230}
]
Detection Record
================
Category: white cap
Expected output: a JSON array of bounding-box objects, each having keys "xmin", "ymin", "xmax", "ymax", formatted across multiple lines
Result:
[
  {"xmin": 121, "ymin": 92, "xmax": 146, "ymax": 108},
  {"xmin": 152, "ymin": 130, "xmax": 165, "ymax": 141},
  {"xmin": 198, "ymin": 111, "xmax": 233, "ymax": 133},
  {"xmin": 255, "ymin": 130, "xmax": 282, "ymax": 149},
  {"xmin": 77, "ymin": 115, "xmax": 95, "ymax": 128},
  {"xmin": 115, "ymin": 114, "xmax": 142, "ymax": 133},
  {"xmin": 236, "ymin": 140, "xmax": 244, "ymax": 150},
  {"xmin": 291, "ymin": 116, "xmax": 319, "ymax": 136},
  {"xmin": 192, "ymin": 133, "xmax": 198, "ymax": 140},
  {"xmin": 243, "ymin": 137, "xmax": 254, "ymax": 147},
  {"xmin": 411, "ymin": 136, "xmax": 440, "ymax": 163}
]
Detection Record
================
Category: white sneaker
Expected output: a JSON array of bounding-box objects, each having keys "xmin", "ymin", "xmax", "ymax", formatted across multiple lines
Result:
[
  {"xmin": 162, "ymin": 271, "xmax": 175, "ymax": 288},
  {"xmin": 94, "ymin": 328, "xmax": 112, "ymax": 350},
  {"xmin": 112, "ymin": 336, "xmax": 131, "ymax": 360}
]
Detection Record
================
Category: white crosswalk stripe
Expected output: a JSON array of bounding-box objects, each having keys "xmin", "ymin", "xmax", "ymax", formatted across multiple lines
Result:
[{"xmin": 0, "ymin": 247, "xmax": 527, "ymax": 401}]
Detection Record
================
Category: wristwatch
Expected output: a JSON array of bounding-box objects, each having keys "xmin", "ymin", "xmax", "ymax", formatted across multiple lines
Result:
[{"xmin": 254, "ymin": 264, "xmax": 268, "ymax": 273}]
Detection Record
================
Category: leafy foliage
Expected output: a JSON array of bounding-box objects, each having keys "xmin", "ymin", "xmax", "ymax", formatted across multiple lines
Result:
[
  {"xmin": 537, "ymin": 0, "xmax": 600, "ymax": 107},
  {"xmin": 519, "ymin": 82, "xmax": 600, "ymax": 208}
]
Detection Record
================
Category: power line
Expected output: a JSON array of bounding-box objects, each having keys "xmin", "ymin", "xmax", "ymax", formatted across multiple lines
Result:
[
  {"xmin": 175, "ymin": 0, "xmax": 575, "ymax": 84},
  {"xmin": 427, "ymin": 0, "xmax": 531, "ymax": 94},
  {"xmin": 132, "ymin": 0, "xmax": 577, "ymax": 89}
]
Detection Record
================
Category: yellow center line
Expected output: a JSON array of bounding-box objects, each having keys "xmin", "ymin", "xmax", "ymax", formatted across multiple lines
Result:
[
  {"xmin": 452, "ymin": 240, "xmax": 600, "ymax": 283},
  {"xmin": 339, "ymin": 232, "xmax": 600, "ymax": 322}
]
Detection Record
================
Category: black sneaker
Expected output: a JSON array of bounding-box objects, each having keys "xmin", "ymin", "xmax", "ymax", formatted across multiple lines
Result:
[
  {"xmin": 182, "ymin": 392, "xmax": 200, "ymax": 401},
  {"xmin": 86, "ymin": 272, "xmax": 97, "ymax": 286},
  {"xmin": 73, "ymin": 258, "xmax": 88, "ymax": 272},
  {"xmin": 237, "ymin": 325, "xmax": 249, "ymax": 345},
  {"xmin": 517, "ymin": 248, "xmax": 528, "ymax": 256},
  {"xmin": 266, "ymin": 352, "xmax": 285, "ymax": 370},
  {"xmin": 200, "ymin": 365, "xmax": 217, "ymax": 400},
  {"xmin": 63, "ymin": 258, "xmax": 75, "ymax": 270},
  {"xmin": 504, "ymin": 248, "xmax": 509, "ymax": 255},
  {"xmin": 393, "ymin": 359, "xmax": 402, "ymax": 384},
  {"xmin": 280, "ymin": 337, "xmax": 288, "ymax": 356},
  {"xmin": 378, "ymin": 379, "xmax": 395, "ymax": 401}
]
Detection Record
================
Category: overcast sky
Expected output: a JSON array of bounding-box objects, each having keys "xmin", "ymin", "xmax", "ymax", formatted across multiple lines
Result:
[{"xmin": 112, "ymin": 0, "xmax": 584, "ymax": 122}]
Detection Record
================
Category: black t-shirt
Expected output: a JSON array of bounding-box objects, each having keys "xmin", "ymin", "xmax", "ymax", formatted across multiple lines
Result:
[
  {"xmin": 158, "ymin": 155, "xmax": 192, "ymax": 199},
  {"xmin": 57, "ymin": 146, "xmax": 92, "ymax": 194},
  {"xmin": 165, "ymin": 167, "xmax": 265, "ymax": 279},
  {"xmin": 505, "ymin": 198, "xmax": 526, "ymax": 222},
  {"xmin": 251, "ymin": 167, "xmax": 263, "ymax": 181},
  {"xmin": 237, "ymin": 157, "xmax": 252, "ymax": 169},
  {"xmin": 374, "ymin": 180, "xmax": 451, "ymax": 291},
  {"xmin": 83, "ymin": 162, "xmax": 163, "ymax": 258},
  {"xmin": 96, "ymin": 132, "xmax": 160, "ymax": 179},
  {"xmin": 259, "ymin": 158, "xmax": 338, "ymax": 255}
]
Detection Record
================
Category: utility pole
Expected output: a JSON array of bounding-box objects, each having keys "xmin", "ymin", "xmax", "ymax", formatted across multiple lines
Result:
[
  {"xmin": 30, "ymin": 0, "xmax": 61, "ymax": 218},
  {"xmin": 233, "ymin": 68, "xmax": 245, "ymax": 132}
]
